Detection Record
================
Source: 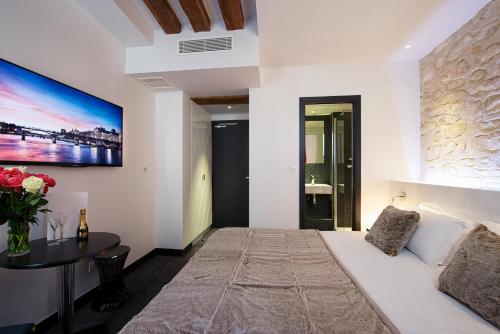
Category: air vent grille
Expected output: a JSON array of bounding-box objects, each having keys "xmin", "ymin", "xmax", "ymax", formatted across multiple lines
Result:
[
  {"xmin": 137, "ymin": 77, "xmax": 172, "ymax": 89},
  {"xmin": 178, "ymin": 37, "xmax": 232, "ymax": 54}
]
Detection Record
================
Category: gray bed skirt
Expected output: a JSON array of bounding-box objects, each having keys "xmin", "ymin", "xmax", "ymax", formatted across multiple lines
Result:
[{"xmin": 120, "ymin": 228, "xmax": 391, "ymax": 333}]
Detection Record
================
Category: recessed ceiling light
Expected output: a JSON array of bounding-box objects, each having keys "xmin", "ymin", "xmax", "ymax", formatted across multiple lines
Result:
[
  {"xmin": 405, "ymin": 44, "xmax": 412, "ymax": 49},
  {"xmin": 227, "ymin": 105, "xmax": 232, "ymax": 109}
]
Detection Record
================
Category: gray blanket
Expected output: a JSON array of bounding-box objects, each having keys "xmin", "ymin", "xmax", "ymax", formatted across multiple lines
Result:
[{"xmin": 120, "ymin": 228, "xmax": 391, "ymax": 334}]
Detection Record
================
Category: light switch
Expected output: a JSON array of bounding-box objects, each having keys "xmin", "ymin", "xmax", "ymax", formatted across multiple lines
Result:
[{"xmin": 289, "ymin": 166, "xmax": 297, "ymax": 173}]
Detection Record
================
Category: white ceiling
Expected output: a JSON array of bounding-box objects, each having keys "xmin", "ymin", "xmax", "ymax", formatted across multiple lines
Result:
[
  {"xmin": 77, "ymin": 0, "xmax": 154, "ymax": 46},
  {"xmin": 78, "ymin": 0, "xmax": 490, "ymax": 65},
  {"xmin": 77, "ymin": 0, "xmax": 491, "ymax": 95},
  {"xmin": 201, "ymin": 104, "xmax": 249, "ymax": 114},
  {"xmin": 390, "ymin": 0, "xmax": 491, "ymax": 61},
  {"xmin": 256, "ymin": 0, "xmax": 491, "ymax": 66},
  {"xmin": 305, "ymin": 104, "xmax": 352, "ymax": 116},
  {"xmin": 131, "ymin": 65, "xmax": 259, "ymax": 96}
]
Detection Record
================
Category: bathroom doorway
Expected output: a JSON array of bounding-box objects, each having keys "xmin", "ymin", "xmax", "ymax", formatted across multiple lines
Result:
[{"xmin": 299, "ymin": 96, "xmax": 361, "ymax": 231}]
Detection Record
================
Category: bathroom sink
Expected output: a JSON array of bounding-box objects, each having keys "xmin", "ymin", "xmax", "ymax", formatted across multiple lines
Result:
[{"xmin": 305, "ymin": 183, "xmax": 332, "ymax": 194}]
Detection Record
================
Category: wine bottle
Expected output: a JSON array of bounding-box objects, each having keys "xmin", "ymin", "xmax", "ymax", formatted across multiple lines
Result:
[{"xmin": 77, "ymin": 208, "xmax": 89, "ymax": 240}]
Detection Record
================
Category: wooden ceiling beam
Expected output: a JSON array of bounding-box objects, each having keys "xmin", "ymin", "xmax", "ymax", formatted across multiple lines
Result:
[
  {"xmin": 179, "ymin": 0, "xmax": 211, "ymax": 32},
  {"xmin": 143, "ymin": 0, "xmax": 181, "ymax": 34},
  {"xmin": 191, "ymin": 95, "xmax": 249, "ymax": 105},
  {"xmin": 218, "ymin": 0, "xmax": 244, "ymax": 30}
]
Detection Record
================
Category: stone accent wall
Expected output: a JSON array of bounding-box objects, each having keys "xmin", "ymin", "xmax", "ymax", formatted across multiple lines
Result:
[{"xmin": 420, "ymin": 0, "xmax": 500, "ymax": 189}]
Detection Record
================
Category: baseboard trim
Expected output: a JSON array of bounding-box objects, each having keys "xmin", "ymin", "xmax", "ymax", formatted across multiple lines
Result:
[
  {"xmin": 123, "ymin": 248, "xmax": 156, "ymax": 276},
  {"xmin": 155, "ymin": 225, "xmax": 213, "ymax": 257},
  {"xmin": 155, "ymin": 243, "xmax": 192, "ymax": 256},
  {"xmin": 192, "ymin": 225, "xmax": 212, "ymax": 245}
]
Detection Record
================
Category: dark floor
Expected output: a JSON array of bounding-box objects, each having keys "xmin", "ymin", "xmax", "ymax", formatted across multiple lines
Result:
[{"xmin": 46, "ymin": 229, "xmax": 214, "ymax": 334}]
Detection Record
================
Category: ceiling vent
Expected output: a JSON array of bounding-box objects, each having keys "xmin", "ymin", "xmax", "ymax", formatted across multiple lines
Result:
[
  {"xmin": 178, "ymin": 36, "xmax": 232, "ymax": 54},
  {"xmin": 136, "ymin": 77, "xmax": 172, "ymax": 89}
]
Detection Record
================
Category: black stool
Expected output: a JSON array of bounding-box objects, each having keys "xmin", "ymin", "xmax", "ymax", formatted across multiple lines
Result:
[{"xmin": 91, "ymin": 245, "xmax": 131, "ymax": 312}]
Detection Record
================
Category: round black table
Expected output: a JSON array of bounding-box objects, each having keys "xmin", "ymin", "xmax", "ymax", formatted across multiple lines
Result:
[{"xmin": 0, "ymin": 232, "xmax": 120, "ymax": 334}]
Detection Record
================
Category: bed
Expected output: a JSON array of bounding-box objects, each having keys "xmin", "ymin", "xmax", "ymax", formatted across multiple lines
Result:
[
  {"xmin": 120, "ymin": 228, "xmax": 390, "ymax": 333},
  {"xmin": 120, "ymin": 228, "xmax": 497, "ymax": 334}
]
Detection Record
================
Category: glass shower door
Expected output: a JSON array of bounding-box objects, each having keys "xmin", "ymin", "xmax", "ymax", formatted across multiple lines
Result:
[{"xmin": 333, "ymin": 111, "xmax": 353, "ymax": 230}]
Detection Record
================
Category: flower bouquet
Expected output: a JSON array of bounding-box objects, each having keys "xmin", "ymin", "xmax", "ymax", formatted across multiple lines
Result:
[{"xmin": 0, "ymin": 167, "xmax": 56, "ymax": 256}]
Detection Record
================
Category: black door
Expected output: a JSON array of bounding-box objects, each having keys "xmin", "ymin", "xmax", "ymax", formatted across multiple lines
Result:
[{"xmin": 212, "ymin": 120, "xmax": 249, "ymax": 228}]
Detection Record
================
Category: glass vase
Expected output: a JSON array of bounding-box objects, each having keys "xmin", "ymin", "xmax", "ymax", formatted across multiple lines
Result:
[{"xmin": 7, "ymin": 220, "xmax": 31, "ymax": 257}]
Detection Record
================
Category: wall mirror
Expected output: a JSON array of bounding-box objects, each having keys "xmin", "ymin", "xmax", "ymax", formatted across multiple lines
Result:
[{"xmin": 305, "ymin": 120, "xmax": 325, "ymax": 164}]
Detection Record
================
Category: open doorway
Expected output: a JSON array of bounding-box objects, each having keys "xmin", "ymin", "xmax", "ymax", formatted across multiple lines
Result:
[
  {"xmin": 299, "ymin": 96, "xmax": 361, "ymax": 231},
  {"xmin": 194, "ymin": 97, "xmax": 249, "ymax": 228}
]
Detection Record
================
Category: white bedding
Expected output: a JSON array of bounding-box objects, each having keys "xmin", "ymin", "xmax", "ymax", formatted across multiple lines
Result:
[{"xmin": 320, "ymin": 231, "xmax": 499, "ymax": 334}]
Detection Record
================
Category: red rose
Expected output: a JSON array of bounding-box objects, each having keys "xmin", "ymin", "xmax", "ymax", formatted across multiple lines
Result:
[
  {"xmin": 34, "ymin": 174, "xmax": 46, "ymax": 181},
  {"xmin": 0, "ymin": 169, "xmax": 55, "ymax": 192},
  {"xmin": 4, "ymin": 174, "xmax": 23, "ymax": 191},
  {"xmin": 34, "ymin": 174, "xmax": 56, "ymax": 187},
  {"xmin": 7, "ymin": 168, "xmax": 23, "ymax": 176},
  {"xmin": 46, "ymin": 177, "xmax": 56, "ymax": 187},
  {"xmin": 31, "ymin": 174, "xmax": 56, "ymax": 193},
  {"xmin": 0, "ymin": 172, "xmax": 8, "ymax": 187}
]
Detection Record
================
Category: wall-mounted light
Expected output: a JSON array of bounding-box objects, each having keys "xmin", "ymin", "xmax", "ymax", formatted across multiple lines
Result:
[
  {"xmin": 227, "ymin": 105, "xmax": 232, "ymax": 109},
  {"xmin": 391, "ymin": 191, "xmax": 407, "ymax": 204},
  {"xmin": 405, "ymin": 44, "xmax": 412, "ymax": 49}
]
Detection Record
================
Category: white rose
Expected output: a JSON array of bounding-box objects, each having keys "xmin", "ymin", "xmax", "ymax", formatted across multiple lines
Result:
[{"xmin": 22, "ymin": 176, "xmax": 45, "ymax": 194}]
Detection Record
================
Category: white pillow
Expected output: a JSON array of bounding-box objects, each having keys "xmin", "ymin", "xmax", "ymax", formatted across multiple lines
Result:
[{"xmin": 406, "ymin": 209, "xmax": 476, "ymax": 266}]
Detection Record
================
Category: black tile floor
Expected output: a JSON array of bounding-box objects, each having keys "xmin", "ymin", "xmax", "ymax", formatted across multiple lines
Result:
[{"xmin": 46, "ymin": 229, "xmax": 214, "ymax": 334}]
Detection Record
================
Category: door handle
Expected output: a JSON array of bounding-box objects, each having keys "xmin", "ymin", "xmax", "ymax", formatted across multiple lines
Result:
[{"xmin": 246, "ymin": 176, "xmax": 250, "ymax": 180}]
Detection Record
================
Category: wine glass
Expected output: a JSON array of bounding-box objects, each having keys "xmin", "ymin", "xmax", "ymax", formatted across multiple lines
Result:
[
  {"xmin": 48, "ymin": 213, "xmax": 60, "ymax": 245},
  {"xmin": 58, "ymin": 210, "xmax": 69, "ymax": 242}
]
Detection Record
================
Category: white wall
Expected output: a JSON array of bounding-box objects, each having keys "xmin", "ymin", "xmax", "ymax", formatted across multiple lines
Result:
[
  {"xmin": 0, "ymin": 0, "xmax": 156, "ymax": 326},
  {"xmin": 389, "ymin": 180, "xmax": 500, "ymax": 223},
  {"xmin": 211, "ymin": 113, "xmax": 250, "ymax": 121},
  {"xmin": 155, "ymin": 91, "xmax": 186, "ymax": 249},
  {"xmin": 249, "ymin": 63, "xmax": 420, "ymax": 231},
  {"xmin": 181, "ymin": 94, "xmax": 193, "ymax": 246},
  {"xmin": 187, "ymin": 103, "xmax": 212, "ymax": 244},
  {"xmin": 156, "ymin": 93, "xmax": 212, "ymax": 249}
]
